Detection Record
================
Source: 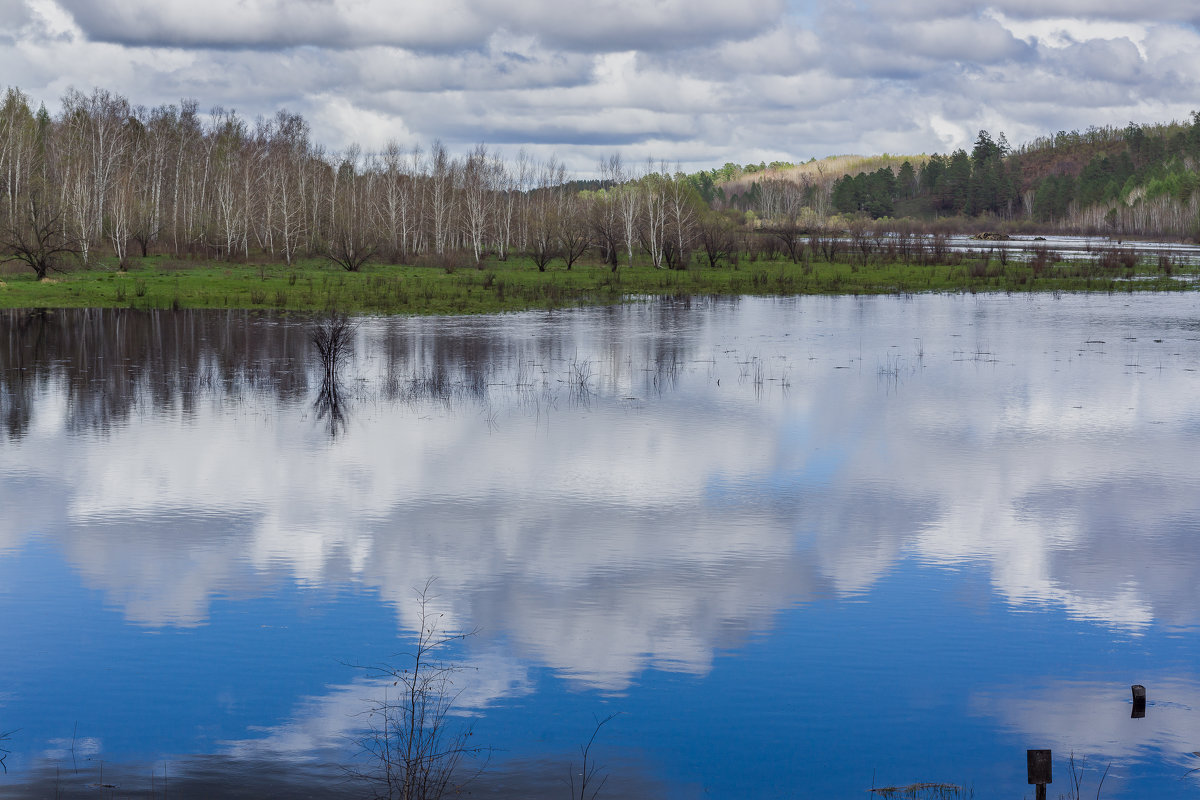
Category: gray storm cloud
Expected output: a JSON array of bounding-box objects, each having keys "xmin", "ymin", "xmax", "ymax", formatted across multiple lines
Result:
[
  {"xmin": 52, "ymin": 0, "xmax": 784, "ymax": 52},
  {"xmin": 2, "ymin": 0, "xmax": 1199, "ymax": 210},
  {"xmin": 53, "ymin": 0, "xmax": 493, "ymax": 51}
]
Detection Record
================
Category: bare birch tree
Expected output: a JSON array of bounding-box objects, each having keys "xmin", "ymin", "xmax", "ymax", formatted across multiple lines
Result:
[
  {"xmin": 460, "ymin": 143, "xmax": 491, "ymax": 264},
  {"xmin": 428, "ymin": 140, "xmax": 455, "ymax": 255}
]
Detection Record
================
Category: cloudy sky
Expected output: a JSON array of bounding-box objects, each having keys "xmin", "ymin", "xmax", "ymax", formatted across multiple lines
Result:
[{"xmin": 3, "ymin": 0, "xmax": 1199, "ymax": 172}]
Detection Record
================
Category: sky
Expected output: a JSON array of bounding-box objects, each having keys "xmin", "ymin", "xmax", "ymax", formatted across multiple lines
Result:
[{"xmin": 2, "ymin": 0, "xmax": 1200, "ymax": 173}]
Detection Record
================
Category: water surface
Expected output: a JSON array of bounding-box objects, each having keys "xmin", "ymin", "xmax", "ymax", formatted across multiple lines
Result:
[
  {"xmin": 941, "ymin": 233, "xmax": 1200, "ymax": 265},
  {"xmin": 2, "ymin": 295, "xmax": 1200, "ymax": 798}
]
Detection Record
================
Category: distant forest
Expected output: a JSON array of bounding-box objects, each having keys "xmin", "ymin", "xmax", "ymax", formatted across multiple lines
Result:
[
  {"xmin": 710, "ymin": 118, "xmax": 1200, "ymax": 238},
  {"xmin": 3, "ymin": 84, "xmax": 1200, "ymax": 280}
]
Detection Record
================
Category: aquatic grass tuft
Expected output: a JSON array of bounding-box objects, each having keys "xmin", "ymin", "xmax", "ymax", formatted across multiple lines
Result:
[{"xmin": 870, "ymin": 782, "xmax": 971, "ymax": 799}]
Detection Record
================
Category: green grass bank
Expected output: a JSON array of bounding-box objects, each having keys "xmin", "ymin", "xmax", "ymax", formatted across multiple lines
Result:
[{"xmin": 1, "ymin": 252, "xmax": 1196, "ymax": 315}]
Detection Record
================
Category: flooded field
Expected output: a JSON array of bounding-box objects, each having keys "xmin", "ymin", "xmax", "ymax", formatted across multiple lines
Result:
[
  {"xmin": 943, "ymin": 233, "xmax": 1200, "ymax": 265},
  {"xmin": 2, "ymin": 294, "xmax": 1200, "ymax": 798}
]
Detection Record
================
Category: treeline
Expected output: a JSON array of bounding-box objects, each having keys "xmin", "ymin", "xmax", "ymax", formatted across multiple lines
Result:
[
  {"xmin": 736, "ymin": 118, "xmax": 1200, "ymax": 238},
  {"xmin": 739, "ymin": 133, "xmax": 1020, "ymax": 223},
  {"xmin": 0, "ymin": 85, "xmax": 732, "ymax": 277},
  {"xmin": 5, "ymin": 83, "xmax": 1200, "ymax": 284},
  {"xmin": 1030, "ymin": 118, "xmax": 1200, "ymax": 236}
]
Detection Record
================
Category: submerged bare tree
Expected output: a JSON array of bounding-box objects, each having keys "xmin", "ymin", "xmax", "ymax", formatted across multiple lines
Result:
[
  {"xmin": 352, "ymin": 580, "xmax": 486, "ymax": 800},
  {"xmin": 311, "ymin": 311, "xmax": 356, "ymax": 435},
  {"xmin": 311, "ymin": 310, "xmax": 355, "ymax": 385}
]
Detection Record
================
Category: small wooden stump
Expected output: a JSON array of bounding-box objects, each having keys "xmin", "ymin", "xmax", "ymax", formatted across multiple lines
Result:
[{"xmin": 1132, "ymin": 684, "xmax": 1146, "ymax": 719}]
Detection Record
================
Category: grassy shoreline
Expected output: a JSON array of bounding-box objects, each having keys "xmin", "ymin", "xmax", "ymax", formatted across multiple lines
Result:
[{"xmin": 1, "ymin": 252, "xmax": 1196, "ymax": 315}]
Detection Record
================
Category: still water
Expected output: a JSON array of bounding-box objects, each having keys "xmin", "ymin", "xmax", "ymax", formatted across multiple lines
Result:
[
  {"xmin": 2, "ymin": 294, "xmax": 1200, "ymax": 799},
  {"xmin": 941, "ymin": 234, "xmax": 1200, "ymax": 266}
]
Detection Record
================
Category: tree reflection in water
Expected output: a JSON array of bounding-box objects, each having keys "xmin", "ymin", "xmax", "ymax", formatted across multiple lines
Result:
[{"xmin": 311, "ymin": 311, "xmax": 356, "ymax": 437}]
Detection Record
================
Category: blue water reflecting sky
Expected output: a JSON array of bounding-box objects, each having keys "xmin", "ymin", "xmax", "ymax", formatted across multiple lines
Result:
[{"xmin": 2, "ymin": 295, "xmax": 1200, "ymax": 798}]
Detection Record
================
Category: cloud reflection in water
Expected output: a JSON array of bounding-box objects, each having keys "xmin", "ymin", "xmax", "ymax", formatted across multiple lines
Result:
[{"xmin": 2, "ymin": 296, "xmax": 1200, "ymax": 793}]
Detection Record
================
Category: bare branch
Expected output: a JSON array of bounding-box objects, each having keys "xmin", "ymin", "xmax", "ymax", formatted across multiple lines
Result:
[
  {"xmin": 568, "ymin": 712, "xmax": 621, "ymax": 800},
  {"xmin": 0, "ymin": 728, "xmax": 16, "ymax": 775},
  {"xmin": 346, "ymin": 578, "xmax": 487, "ymax": 800}
]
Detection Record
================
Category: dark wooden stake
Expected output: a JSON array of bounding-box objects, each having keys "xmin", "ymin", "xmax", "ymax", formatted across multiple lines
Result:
[
  {"xmin": 1132, "ymin": 684, "xmax": 1146, "ymax": 718},
  {"xmin": 1028, "ymin": 749, "xmax": 1052, "ymax": 800}
]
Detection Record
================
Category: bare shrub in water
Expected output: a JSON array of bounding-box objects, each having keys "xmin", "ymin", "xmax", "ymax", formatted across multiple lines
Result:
[
  {"xmin": 350, "ymin": 580, "xmax": 487, "ymax": 800},
  {"xmin": 311, "ymin": 311, "xmax": 356, "ymax": 385}
]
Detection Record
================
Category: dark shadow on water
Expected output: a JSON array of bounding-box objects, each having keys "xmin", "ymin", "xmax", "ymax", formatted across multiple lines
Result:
[
  {"xmin": 0, "ymin": 308, "xmax": 313, "ymax": 440},
  {"xmin": 4, "ymin": 757, "xmax": 362, "ymax": 800},
  {"xmin": 4, "ymin": 754, "xmax": 667, "ymax": 800},
  {"xmin": 1, "ymin": 304, "xmax": 706, "ymax": 442}
]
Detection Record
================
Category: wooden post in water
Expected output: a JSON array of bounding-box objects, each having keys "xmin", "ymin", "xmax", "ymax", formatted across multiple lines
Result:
[
  {"xmin": 1027, "ymin": 749, "xmax": 1052, "ymax": 800},
  {"xmin": 1132, "ymin": 684, "xmax": 1146, "ymax": 719}
]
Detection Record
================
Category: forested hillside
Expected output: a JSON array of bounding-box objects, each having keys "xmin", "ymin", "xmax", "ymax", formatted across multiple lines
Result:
[{"xmin": 722, "ymin": 117, "xmax": 1200, "ymax": 238}]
